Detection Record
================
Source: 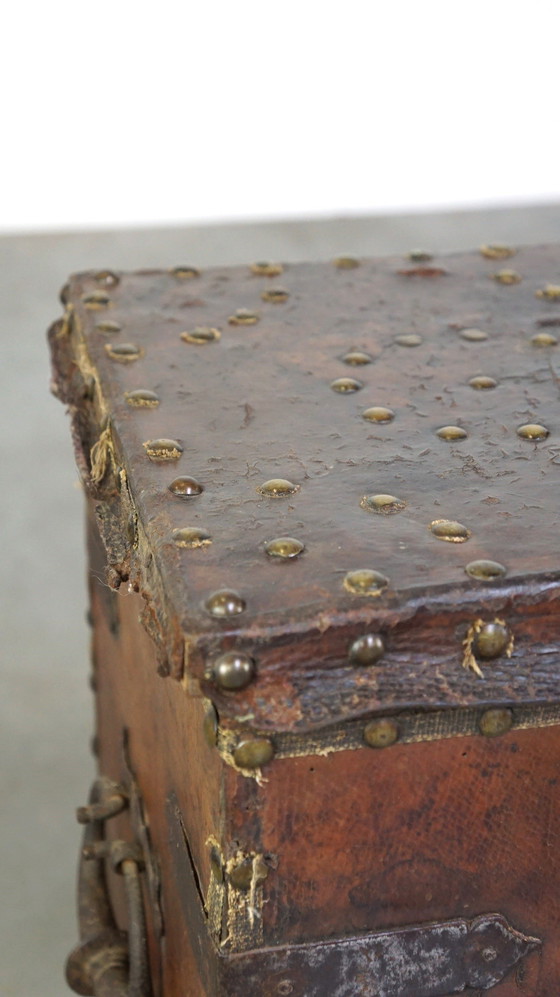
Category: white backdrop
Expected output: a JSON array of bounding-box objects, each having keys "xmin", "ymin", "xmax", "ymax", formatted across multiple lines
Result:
[{"xmin": 2, "ymin": 0, "xmax": 560, "ymax": 233}]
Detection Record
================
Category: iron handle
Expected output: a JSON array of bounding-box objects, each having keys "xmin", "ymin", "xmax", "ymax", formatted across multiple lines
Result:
[{"xmin": 66, "ymin": 777, "xmax": 152, "ymax": 997}]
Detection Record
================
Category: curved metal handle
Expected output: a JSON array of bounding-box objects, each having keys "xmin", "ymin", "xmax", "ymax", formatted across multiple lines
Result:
[{"xmin": 66, "ymin": 777, "xmax": 152, "ymax": 997}]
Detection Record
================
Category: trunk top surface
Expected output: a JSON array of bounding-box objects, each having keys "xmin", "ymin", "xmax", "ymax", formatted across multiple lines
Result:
[{"xmin": 50, "ymin": 246, "xmax": 560, "ymax": 731}]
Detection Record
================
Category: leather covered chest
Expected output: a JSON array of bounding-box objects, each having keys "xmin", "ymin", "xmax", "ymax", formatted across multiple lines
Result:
[{"xmin": 49, "ymin": 246, "xmax": 560, "ymax": 996}]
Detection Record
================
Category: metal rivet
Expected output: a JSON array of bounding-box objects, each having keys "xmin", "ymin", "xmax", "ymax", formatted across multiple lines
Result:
[
  {"xmin": 364, "ymin": 718, "xmax": 399, "ymax": 749},
  {"xmin": 460, "ymin": 328, "xmax": 488, "ymax": 342},
  {"xmin": 341, "ymin": 350, "xmax": 374, "ymax": 365},
  {"xmin": 517, "ymin": 423, "xmax": 549, "ymax": 441},
  {"xmin": 430, "ymin": 519, "xmax": 471, "ymax": 543},
  {"xmin": 469, "ymin": 375, "xmax": 498, "ymax": 389},
  {"xmin": 168, "ymin": 475, "xmax": 204, "ymax": 497},
  {"xmin": 213, "ymin": 652, "xmax": 255, "ymax": 690},
  {"xmin": 408, "ymin": 249, "xmax": 433, "ymax": 262},
  {"xmin": 474, "ymin": 622, "xmax": 511, "ymax": 659},
  {"xmin": 124, "ymin": 389, "xmax": 160, "ymax": 408},
  {"xmin": 479, "ymin": 708, "xmax": 513, "ymax": 738},
  {"xmin": 205, "ymin": 590, "xmax": 246, "ymax": 618},
  {"xmin": 82, "ymin": 290, "xmax": 112, "ymax": 309},
  {"xmin": 250, "ymin": 261, "xmax": 284, "ymax": 276},
  {"xmin": 330, "ymin": 377, "xmax": 363, "ymax": 393},
  {"xmin": 170, "ymin": 265, "xmax": 200, "ymax": 279},
  {"xmin": 492, "ymin": 269, "xmax": 521, "ymax": 285},
  {"xmin": 265, "ymin": 537, "xmax": 305, "ymax": 559},
  {"xmin": 257, "ymin": 478, "xmax": 299, "ymax": 497},
  {"xmin": 535, "ymin": 284, "xmax": 560, "ymax": 300},
  {"xmin": 228, "ymin": 309, "xmax": 260, "ymax": 325},
  {"xmin": 143, "ymin": 438, "xmax": 184, "ymax": 460},
  {"xmin": 209, "ymin": 845, "xmax": 224, "ymax": 882},
  {"xmin": 180, "ymin": 327, "xmax": 221, "ymax": 344},
  {"xmin": 105, "ymin": 343, "xmax": 143, "ymax": 362},
  {"xmin": 333, "ymin": 256, "xmax": 360, "ymax": 269},
  {"xmin": 172, "ymin": 527, "xmax": 212, "ymax": 548},
  {"xmin": 479, "ymin": 244, "xmax": 516, "ymax": 259},
  {"xmin": 436, "ymin": 425, "xmax": 468, "ymax": 441},
  {"xmin": 362, "ymin": 406, "xmax": 395, "ymax": 423},
  {"xmin": 233, "ymin": 738, "xmax": 275, "ymax": 769},
  {"xmin": 360, "ymin": 494, "xmax": 406, "ymax": 514},
  {"xmin": 94, "ymin": 270, "xmax": 120, "ymax": 287},
  {"xmin": 261, "ymin": 287, "xmax": 289, "ymax": 303},
  {"xmin": 203, "ymin": 704, "xmax": 219, "ymax": 747},
  {"xmin": 465, "ymin": 559, "xmax": 507, "ymax": 580},
  {"xmin": 95, "ymin": 320, "xmax": 122, "ymax": 334},
  {"xmin": 349, "ymin": 634, "xmax": 385, "ymax": 666},
  {"xmin": 343, "ymin": 569, "xmax": 389, "ymax": 596},
  {"xmin": 394, "ymin": 334, "xmax": 423, "ymax": 347},
  {"xmin": 531, "ymin": 331, "xmax": 558, "ymax": 346}
]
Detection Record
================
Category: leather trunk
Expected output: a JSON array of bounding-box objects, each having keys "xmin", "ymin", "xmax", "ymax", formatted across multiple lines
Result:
[{"xmin": 48, "ymin": 246, "xmax": 560, "ymax": 996}]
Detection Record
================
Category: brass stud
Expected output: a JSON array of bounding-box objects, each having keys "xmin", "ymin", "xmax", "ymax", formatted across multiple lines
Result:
[
  {"xmin": 205, "ymin": 590, "xmax": 246, "ymax": 618},
  {"xmin": 517, "ymin": 423, "xmax": 549, "ymax": 441},
  {"xmin": 333, "ymin": 256, "xmax": 360, "ymax": 269},
  {"xmin": 531, "ymin": 331, "xmax": 558, "ymax": 346},
  {"xmin": 203, "ymin": 704, "xmax": 219, "ymax": 747},
  {"xmin": 436, "ymin": 425, "xmax": 468, "ymax": 441},
  {"xmin": 170, "ymin": 265, "xmax": 200, "ymax": 279},
  {"xmin": 212, "ymin": 651, "xmax": 255, "ymax": 690},
  {"xmin": 408, "ymin": 249, "xmax": 433, "ymax": 262},
  {"xmin": 360, "ymin": 494, "xmax": 406, "ymax": 514},
  {"xmin": 479, "ymin": 708, "xmax": 513, "ymax": 738},
  {"xmin": 95, "ymin": 320, "xmax": 122, "ymax": 334},
  {"xmin": 474, "ymin": 622, "xmax": 511, "ymax": 659},
  {"xmin": 330, "ymin": 377, "xmax": 363, "ymax": 393},
  {"xmin": 250, "ymin": 261, "xmax": 283, "ymax": 277},
  {"xmin": 469, "ymin": 375, "xmax": 498, "ymax": 389},
  {"xmin": 343, "ymin": 569, "xmax": 389, "ymax": 597},
  {"xmin": 460, "ymin": 328, "xmax": 488, "ymax": 342},
  {"xmin": 180, "ymin": 327, "xmax": 221, "ymax": 344},
  {"xmin": 349, "ymin": 634, "xmax": 385, "ymax": 666},
  {"xmin": 364, "ymin": 718, "xmax": 399, "ymax": 749},
  {"xmin": 341, "ymin": 350, "xmax": 373, "ymax": 365},
  {"xmin": 233, "ymin": 738, "xmax": 275, "ymax": 769},
  {"xmin": 172, "ymin": 527, "xmax": 212, "ymax": 548},
  {"xmin": 168, "ymin": 475, "xmax": 204, "ymax": 497},
  {"xmin": 362, "ymin": 406, "xmax": 395, "ymax": 423},
  {"xmin": 535, "ymin": 284, "xmax": 560, "ymax": 300},
  {"xmin": 124, "ymin": 389, "xmax": 160, "ymax": 408},
  {"xmin": 394, "ymin": 333, "xmax": 423, "ymax": 347},
  {"xmin": 82, "ymin": 290, "xmax": 112, "ymax": 309},
  {"xmin": 465, "ymin": 559, "xmax": 507, "ymax": 580},
  {"xmin": 430, "ymin": 520, "xmax": 471, "ymax": 543},
  {"xmin": 479, "ymin": 244, "xmax": 516, "ymax": 259},
  {"xmin": 492, "ymin": 269, "xmax": 521, "ymax": 285},
  {"xmin": 143, "ymin": 438, "xmax": 184, "ymax": 460},
  {"xmin": 228, "ymin": 308, "xmax": 260, "ymax": 325},
  {"xmin": 257, "ymin": 478, "xmax": 299, "ymax": 497},
  {"xmin": 265, "ymin": 537, "xmax": 305, "ymax": 559},
  {"xmin": 94, "ymin": 270, "xmax": 120, "ymax": 287},
  {"xmin": 105, "ymin": 343, "xmax": 143, "ymax": 363},
  {"xmin": 261, "ymin": 287, "xmax": 289, "ymax": 303}
]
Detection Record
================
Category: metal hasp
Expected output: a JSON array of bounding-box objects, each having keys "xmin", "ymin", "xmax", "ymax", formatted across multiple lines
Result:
[
  {"xmin": 224, "ymin": 914, "xmax": 540, "ymax": 997},
  {"xmin": 66, "ymin": 777, "xmax": 153, "ymax": 997}
]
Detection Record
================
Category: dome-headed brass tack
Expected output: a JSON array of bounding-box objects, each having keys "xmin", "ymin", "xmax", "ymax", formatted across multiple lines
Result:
[
  {"xmin": 469, "ymin": 375, "xmax": 498, "ymax": 389},
  {"xmin": 168, "ymin": 475, "xmax": 204, "ymax": 497},
  {"xmin": 492, "ymin": 269, "xmax": 521, "ymax": 285},
  {"xmin": 436, "ymin": 425, "xmax": 468, "ymax": 441},
  {"xmin": 180, "ymin": 327, "xmax": 221, "ymax": 344},
  {"xmin": 394, "ymin": 333, "xmax": 423, "ymax": 347},
  {"xmin": 343, "ymin": 569, "xmax": 389, "ymax": 597},
  {"xmin": 229, "ymin": 854, "xmax": 269, "ymax": 890},
  {"xmin": 349, "ymin": 634, "xmax": 385, "ymax": 666},
  {"xmin": 170, "ymin": 265, "xmax": 200, "ymax": 279},
  {"xmin": 82, "ymin": 290, "xmax": 112, "ymax": 309},
  {"xmin": 143, "ymin": 438, "xmax": 184, "ymax": 460},
  {"xmin": 479, "ymin": 244, "xmax": 516, "ymax": 259},
  {"xmin": 460, "ymin": 328, "xmax": 488, "ymax": 342},
  {"xmin": 362, "ymin": 406, "xmax": 395, "ymax": 423},
  {"xmin": 172, "ymin": 527, "xmax": 212, "ymax": 548},
  {"xmin": 205, "ymin": 590, "xmax": 246, "ymax": 618},
  {"xmin": 228, "ymin": 308, "xmax": 260, "ymax": 325},
  {"xmin": 535, "ymin": 284, "xmax": 560, "ymax": 300},
  {"xmin": 212, "ymin": 651, "xmax": 255, "ymax": 690},
  {"xmin": 94, "ymin": 270, "xmax": 120, "ymax": 287},
  {"xmin": 465, "ymin": 559, "xmax": 507, "ymax": 580},
  {"xmin": 261, "ymin": 287, "xmax": 289, "ymax": 303},
  {"xmin": 408, "ymin": 249, "xmax": 433, "ymax": 262},
  {"xmin": 364, "ymin": 718, "xmax": 399, "ymax": 749},
  {"xmin": 331, "ymin": 377, "xmax": 363, "ymax": 393},
  {"xmin": 125, "ymin": 389, "xmax": 160, "ymax": 408},
  {"xmin": 95, "ymin": 319, "xmax": 122, "ymax": 334},
  {"xmin": 479, "ymin": 708, "xmax": 513, "ymax": 738},
  {"xmin": 333, "ymin": 256, "xmax": 360, "ymax": 269},
  {"xmin": 430, "ymin": 520, "xmax": 471, "ymax": 543},
  {"xmin": 233, "ymin": 738, "xmax": 275, "ymax": 769},
  {"xmin": 265, "ymin": 537, "xmax": 305, "ymax": 559},
  {"xmin": 360, "ymin": 494, "xmax": 406, "ymax": 514},
  {"xmin": 250, "ymin": 261, "xmax": 284, "ymax": 277},
  {"xmin": 517, "ymin": 423, "xmax": 549, "ymax": 441},
  {"xmin": 531, "ymin": 331, "xmax": 558, "ymax": 346},
  {"xmin": 203, "ymin": 703, "xmax": 219, "ymax": 748},
  {"xmin": 341, "ymin": 350, "xmax": 373, "ymax": 365},
  {"xmin": 474, "ymin": 622, "xmax": 511, "ymax": 659},
  {"xmin": 105, "ymin": 343, "xmax": 143, "ymax": 363},
  {"xmin": 258, "ymin": 478, "xmax": 299, "ymax": 497}
]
